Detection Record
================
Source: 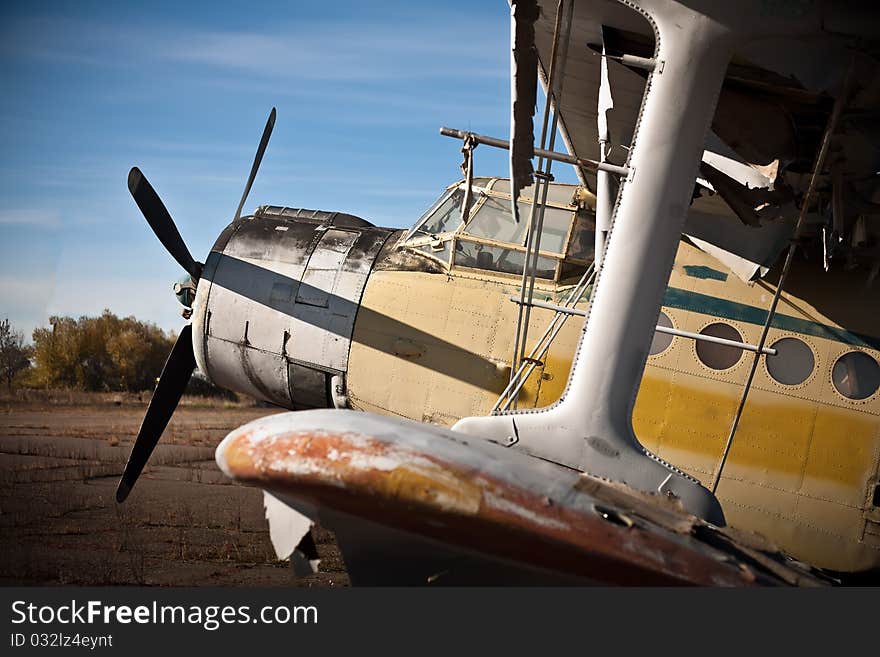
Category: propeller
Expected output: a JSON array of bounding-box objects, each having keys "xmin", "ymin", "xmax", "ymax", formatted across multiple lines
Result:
[
  {"xmin": 235, "ymin": 107, "xmax": 276, "ymax": 223},
  {"xmin": 116, "ymin": 107, "xmax": 277, "ymax": 502},
  {"xmin": 116, "ymin": 325, "xmax": 195, "ymax": 502},
  {"xmin": 128, "ymin": 167, "xmax": 203, "ymax": 281}
]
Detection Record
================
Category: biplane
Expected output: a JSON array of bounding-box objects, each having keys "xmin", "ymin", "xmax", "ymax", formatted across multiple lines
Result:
[{"xmin": 118, "ymin": 0, "xmax": 880, "ymax": 585}]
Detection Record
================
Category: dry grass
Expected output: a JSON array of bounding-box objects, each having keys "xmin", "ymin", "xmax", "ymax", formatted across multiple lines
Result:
[
  {"xmin": 0, "ymin": 388, "xmax": 140, "ymax": 407},
  {"xmin": 0, "ymin": 394, "xmax": 348, "ymax": 587},
  {"xmin": 0, "ymin": 387, "xmax": 270, "ymax": 409}
]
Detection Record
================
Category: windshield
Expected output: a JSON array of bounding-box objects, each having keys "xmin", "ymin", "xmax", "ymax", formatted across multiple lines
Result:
[{"xmin": 411, "ymin": 188, "xmax": 465, "ymax": 238}]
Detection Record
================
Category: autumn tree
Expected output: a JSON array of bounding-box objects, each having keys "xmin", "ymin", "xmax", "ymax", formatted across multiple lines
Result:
[
  {"xmin": 29, "ymin": 310, "xmax": 174, "ymax": 391},
  {"xmin": 0, "ymin": 318, "xmax": 32, "ymax": 390}
]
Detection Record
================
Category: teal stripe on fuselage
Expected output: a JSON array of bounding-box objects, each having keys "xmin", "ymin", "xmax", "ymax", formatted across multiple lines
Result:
[
  {"xmin": 683, "ymin": 265, "xmax": 728, "ymax": 282},
  {"xmin": 662, "ymin": 287, "xmax": 880, "ymax": 351}
]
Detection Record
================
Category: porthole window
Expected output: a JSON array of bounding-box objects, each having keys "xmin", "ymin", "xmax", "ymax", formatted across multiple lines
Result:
[
  {"xmin": 832, "ymin": 351, "xmax": 880, "ymax": 400},
  {"xmin": 649, "ymin": 312, "xmax": 674, "ymax": 355},
  {"xmin": 766, "ymin": 337, "xmax": 814, "ymax": 386},
  {"xmin": 696, "ymin": 323, "xmax": 743, "ymax": 370}
]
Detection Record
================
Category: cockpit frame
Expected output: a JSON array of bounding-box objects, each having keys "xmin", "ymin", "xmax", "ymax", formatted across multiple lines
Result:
[{"xmin": 399, "ymin": 177, "xmax": 596, "ymax": 284}]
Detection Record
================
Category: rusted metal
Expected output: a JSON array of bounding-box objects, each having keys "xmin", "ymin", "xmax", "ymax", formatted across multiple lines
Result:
[{"xmin": 218, "ymin": 410, "xmax": 825, "ymax": 586}]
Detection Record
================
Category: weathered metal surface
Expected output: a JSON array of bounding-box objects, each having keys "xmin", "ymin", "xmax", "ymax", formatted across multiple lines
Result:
[
  {"xmin": 292, "ymin": 227, "xmax": 390, "ymax": 372},
  {"xmin": 255, "ymin": 206, "xmax": 374, "ymax": 229},
  {"xmin": 372, "ymin": 230, "xmax": 447, "ymax": 274},
  {"xmin": 216, "ymin": 409, "xmax": 824, "ymax": 586},
  {"xmin": 192, "ymin": 209, "xmax": 393, "ymax": 408},
  {"xmin": 347, "ymin": 267, "xmax": 578, "ymax": 422}
]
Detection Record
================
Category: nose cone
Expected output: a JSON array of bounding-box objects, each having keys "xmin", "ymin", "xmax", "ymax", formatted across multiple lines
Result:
[
  {"xmin": 190, "ymin": 206, "xmax": 394, "ymax": 409},
  {"xmin": 173, "ymin": 274, "xmax": 197, "ymax": 308}
]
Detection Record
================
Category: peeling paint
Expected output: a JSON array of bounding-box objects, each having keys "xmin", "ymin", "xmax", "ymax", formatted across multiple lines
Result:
[
  {"xmin": 683, "ymin": 265, "xmax": 728, "ymax": 281},
  {"xmin": 216, "ymin": 411, "xmax": 825, "ymax": 586}
]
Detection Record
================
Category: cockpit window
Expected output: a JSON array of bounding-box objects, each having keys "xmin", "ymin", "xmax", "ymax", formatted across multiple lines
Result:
[
  {"xmin": 490, "ymin": 179, "xmax": 581, "ymax": 207},
  {"xmin": 412, "ymin": 188, "xmax": 464, "ymax": 238},
  {"xmin": 463, "ymin": 195, "xmax": 573, "ymax": 255},
  {"xmin": 454, "ymin": 240, "xmax": 556, "ymax": 279},
  {"xmin": 534, "ymin": 205, "xmax": 573, "ymax": 254},
  {"xmin": 464, "ymin": 195, "xmax": 529, "ymax": 245}
]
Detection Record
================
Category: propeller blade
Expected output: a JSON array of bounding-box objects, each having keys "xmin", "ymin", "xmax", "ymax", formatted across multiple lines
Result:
[
  {"xmin": 128, "ymin": 167, "xmax": 203, "ymax": 281},
  {"xmin": 116, "ymin": 324, "xmax": 196, "ymax": 503},
  {"xmin": 234, "ymin": 107, "xmax": 277, "ymax": 222}
]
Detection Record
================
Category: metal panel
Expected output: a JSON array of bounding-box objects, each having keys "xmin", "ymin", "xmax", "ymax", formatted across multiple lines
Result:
[
  {"xmin": 224, "ymin": 217, "xmax": 320, "ymax": 266},
  {"xmin": 206, "ymin": 335, "xmax": 290, "ymax": 407},
  {"xmin": 288, "ymin": 228, "xmax": 391, "ymax": 372},
  {"xmin": 209, "ymin": 219, "xmax": 323, "ymax": 354},
  {"xmin": 288, "ymin": 362, "xmax": 330, "ymax": 410},
  {"xmin": 296, "ymin": 229, "xmax": 358, "ymax": 307}
]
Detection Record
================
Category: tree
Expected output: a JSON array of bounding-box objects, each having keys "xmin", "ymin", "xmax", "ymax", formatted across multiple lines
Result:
[
  {"xmin": 29, "ymin": 310, "xmax": 174, "ymax": 392},
  {"xmin": 0, "ymin": 318, "xmax": 31, "ymax": 391}
]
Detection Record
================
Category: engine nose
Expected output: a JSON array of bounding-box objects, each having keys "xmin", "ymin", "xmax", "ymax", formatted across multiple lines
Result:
[{"xmin": 191, "ymin": 206, "xmax": 394, "ymax": 409}]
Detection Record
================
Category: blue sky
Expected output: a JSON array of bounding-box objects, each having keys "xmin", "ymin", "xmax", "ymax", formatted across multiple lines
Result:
[{"xmin": 0, "ymin": 0, "xmax": 577, "ymax": 339}]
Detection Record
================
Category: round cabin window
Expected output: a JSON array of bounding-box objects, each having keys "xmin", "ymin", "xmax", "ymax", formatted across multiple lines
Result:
[
  {"xmin": 766, "ymin": 337, "xmax": 814, "ymax": 386},
  {"xmin": 649, "ymin": 312, "xmax": 674, "ymax": 355},
  {"xmin": 832, "ymin": 351, "xmax": 880, "ymax": 400},
  {"xmin": 696, "ymin": 323, "xmax": 743, "ymax": 370}
]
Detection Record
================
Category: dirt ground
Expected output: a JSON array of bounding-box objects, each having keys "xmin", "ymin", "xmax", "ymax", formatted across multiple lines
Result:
[{"xmin": 0, "ymin": 392, "xmax": 349, "ymax": 586}]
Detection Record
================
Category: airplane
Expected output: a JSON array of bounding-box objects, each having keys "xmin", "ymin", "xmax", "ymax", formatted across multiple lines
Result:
[{"xmin": 116, "ymin": 0, "xmax": 879, "ymax": 585}]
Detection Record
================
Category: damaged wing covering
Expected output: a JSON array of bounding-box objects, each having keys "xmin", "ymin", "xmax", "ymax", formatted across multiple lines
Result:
[
  {"xmin": 531, "ymin": 0, "xmax": 880, "ymax": 282},
  {"xmin": 509, "ymin": 0, "xmax": 540, "ymax": 217},
  {"xmin": 262, "ymin": 491, "xmax": 321, "ymax": 575}
]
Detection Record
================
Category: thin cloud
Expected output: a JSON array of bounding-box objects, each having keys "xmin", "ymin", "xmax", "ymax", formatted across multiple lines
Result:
[
  {"xmin": 164, "ymin": 25, "xmax": 507, "ymax": 83},
  {"xmin": 3, "ymin": 13, "xmax": 507, "ymax": 83},
  {"xmin": 0, "ymin": 209, "xmax": 61, "ymax": 227}
]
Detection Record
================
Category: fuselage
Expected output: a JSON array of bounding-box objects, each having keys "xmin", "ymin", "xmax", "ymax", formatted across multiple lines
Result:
[{"xmin": 192, "ymin": 179, "xmax": 880, "ymax": 575}]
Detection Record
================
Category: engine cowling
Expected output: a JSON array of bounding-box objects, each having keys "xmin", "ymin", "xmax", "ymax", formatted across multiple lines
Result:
[{"xmin": 191, "ymin": 206, "xmax": 393, "ymax": 409}]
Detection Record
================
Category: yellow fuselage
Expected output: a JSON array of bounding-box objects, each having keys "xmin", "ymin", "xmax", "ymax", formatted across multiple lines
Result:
[{"xmin": 348, "ymin": 239, "xmax": 880, "ymax": 573}]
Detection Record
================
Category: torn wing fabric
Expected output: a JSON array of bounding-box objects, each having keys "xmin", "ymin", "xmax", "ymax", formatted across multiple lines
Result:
[
  {"xmin": 510, "ymin": 0, "xmax": 540, "ymax": 218},
  {"xmin": 595, "ymin": 37, "xmax": 616, "ymax": 262},
  {"xmin": 597, "ymin": 38, "xmax": 613, "ymax": 146},
  {"xmin": 683, "ymin": 192, "xmax": 796, "ymax": 282},
  {"xmin": 702, "ymin": 131, "xmax": 775, "ymax": 191},
  {"xmin": 263, "ymin": 491, "xmax": 315, "ymax": 564}
]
